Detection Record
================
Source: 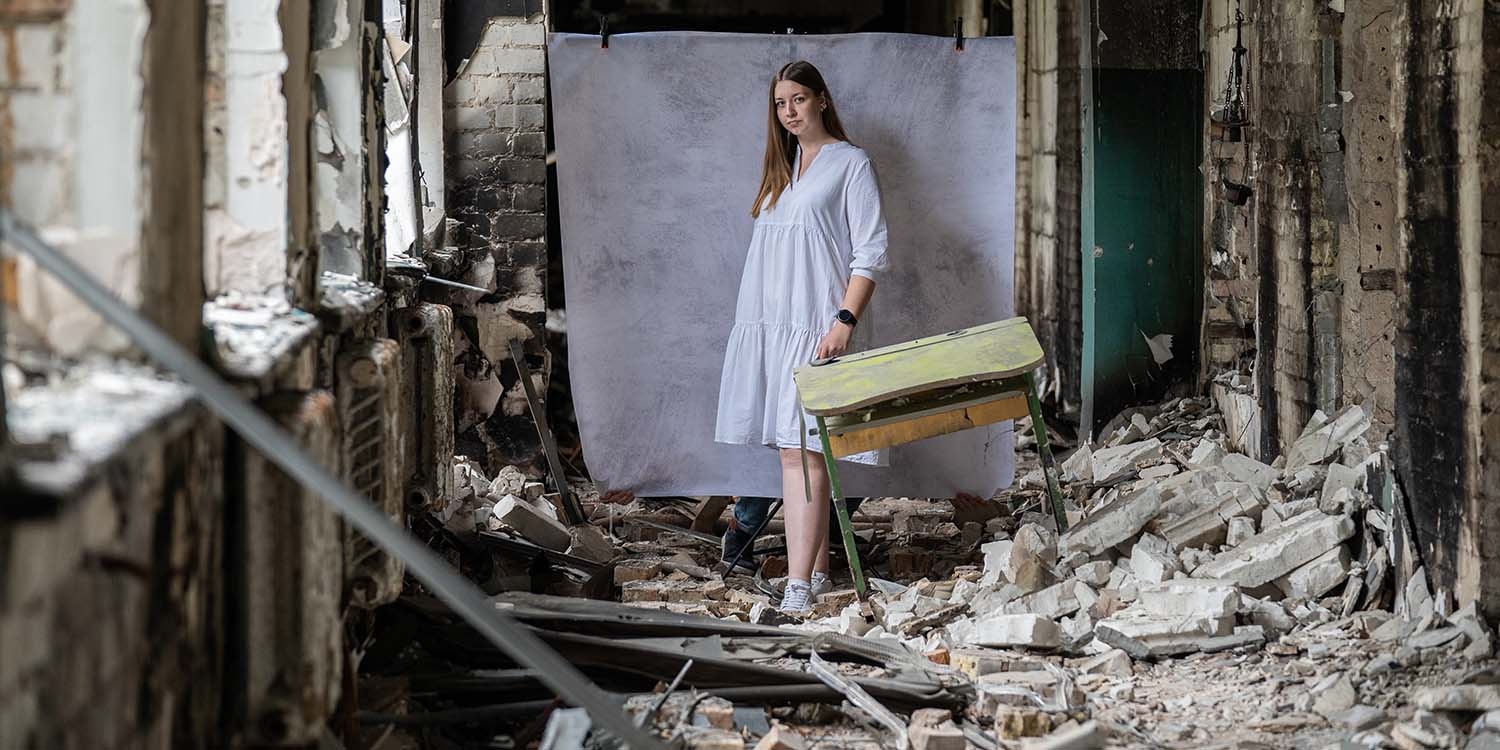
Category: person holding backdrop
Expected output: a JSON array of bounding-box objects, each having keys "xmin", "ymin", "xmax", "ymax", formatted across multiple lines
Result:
[{"xmin": 714, "ymin": 60, "xmax": 891, "ymax": 614}]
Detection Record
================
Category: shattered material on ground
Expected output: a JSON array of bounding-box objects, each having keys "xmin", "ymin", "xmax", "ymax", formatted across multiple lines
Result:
[{"xmin": 362, "ymin": 396, "xmax": 1500, "ymax": 749}]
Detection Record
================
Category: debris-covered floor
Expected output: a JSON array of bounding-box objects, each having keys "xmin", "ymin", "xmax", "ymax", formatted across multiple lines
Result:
[{"xmin": 351, "ymin": 392, "xmax": 1500, "ymax": 750}]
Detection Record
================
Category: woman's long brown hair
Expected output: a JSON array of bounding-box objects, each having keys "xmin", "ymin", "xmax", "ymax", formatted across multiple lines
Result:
[{"xmin": 750, "ymin": 61, "xmax": 852, "ymax": 218}]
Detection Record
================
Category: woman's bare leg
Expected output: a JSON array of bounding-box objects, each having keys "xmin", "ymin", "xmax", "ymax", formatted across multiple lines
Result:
[{"xmin": 780, "ymin": 447, "xmax": 830, "ymax": 583}]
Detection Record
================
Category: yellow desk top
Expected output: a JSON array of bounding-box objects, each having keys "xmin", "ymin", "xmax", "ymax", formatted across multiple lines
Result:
[{"xmin": 793, "ymin": 317, "xmax": 1044, "ymax": 415}]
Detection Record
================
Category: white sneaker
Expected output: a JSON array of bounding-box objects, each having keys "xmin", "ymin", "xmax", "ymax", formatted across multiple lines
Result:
[
  {"xmin": 779, "ymin": 580, "xmax": 812, "ymax": 614},
  {"xmin": 810, "ymin": 572, "xmax": 833, "ymax": 597}
]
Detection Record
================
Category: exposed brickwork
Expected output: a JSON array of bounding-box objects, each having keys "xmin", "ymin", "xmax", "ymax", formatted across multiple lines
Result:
[{"xmin": 444, "ymin": 13, "xmax": 552, "ymax": 472}]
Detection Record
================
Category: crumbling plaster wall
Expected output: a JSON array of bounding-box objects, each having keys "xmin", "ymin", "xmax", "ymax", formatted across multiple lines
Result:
[
  {"xmin": 204, "ymin": 0, "xmax": 318, "ymax": 306},
  {"xmin": 1013, "ymin": 0, "xmax": 1083, "ymax": 410},
  {"xmin": 443, "ymin": 12, "xmax": 550, "ymax": 471},
  {"xmin": 2, "ymin": 0, "xmax": 205, "ymax": 354}
]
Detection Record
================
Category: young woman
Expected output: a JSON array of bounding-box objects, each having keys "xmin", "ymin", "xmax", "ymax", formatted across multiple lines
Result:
[{"xmin": 714, "ymin": 60, "xmax": 890, "ymax": 613}]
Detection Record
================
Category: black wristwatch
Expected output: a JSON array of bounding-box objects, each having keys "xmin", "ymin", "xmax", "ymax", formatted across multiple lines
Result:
[{"xmin": 835, "ymin": 308, "xmax": 858, "ymax": 328}]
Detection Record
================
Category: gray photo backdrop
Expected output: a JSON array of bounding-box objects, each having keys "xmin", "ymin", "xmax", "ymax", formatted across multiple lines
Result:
[{"xmin": 548, "ymin": 32, "xmax": 1017, "ymax": 497}]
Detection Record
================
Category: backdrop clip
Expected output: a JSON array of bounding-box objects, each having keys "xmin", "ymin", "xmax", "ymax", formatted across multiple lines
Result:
[
  {"xmin": 600, "ymin": 16, "xmax": 610, "ymax": 48},
  {"xmin": 954, "ymin": 18, "xmax": 964, "ymax": 51}
]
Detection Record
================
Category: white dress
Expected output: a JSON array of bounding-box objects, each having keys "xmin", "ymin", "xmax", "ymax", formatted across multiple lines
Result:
[{"xmin": 714, "ymin": 141, "xmax": 891, "ymax": 463}]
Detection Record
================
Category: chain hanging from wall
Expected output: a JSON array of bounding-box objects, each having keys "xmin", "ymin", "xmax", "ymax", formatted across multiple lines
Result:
[
  {"xmin": 1210, "ymin": 3, "xmax": 1251, "ymax": 140},
  {"xmin": 1212, "ymin": 0, "xmax": 1254, "ymax": 205}
]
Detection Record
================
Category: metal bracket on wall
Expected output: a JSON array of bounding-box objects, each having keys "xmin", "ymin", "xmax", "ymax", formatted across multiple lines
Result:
[
  {"xmin": 0, "ymin": 210, "xmax": 660, "ymax": 749},
  {"xmin": 507, "ymin": 338, "xmax": 585, "ymax": 525}
]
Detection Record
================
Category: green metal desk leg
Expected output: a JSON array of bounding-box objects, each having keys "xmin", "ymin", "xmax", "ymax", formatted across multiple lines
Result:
[
  {"xmin": 1023, "ymin": 371, "xmax": 1070, "ymax": 533},
  {"xmin": 816, "ymin": 416, "xmax": 868, "ymax": 598}
]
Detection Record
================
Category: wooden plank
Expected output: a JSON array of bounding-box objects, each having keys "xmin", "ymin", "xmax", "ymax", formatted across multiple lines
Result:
[
  {"xmin": 827, "ymin": 395, "xmax": 1030, "ymax": 457},
  {"xmin": 822, "ymin": 378, "xmax": 1027, "ymax": 433},
  {"xmin": 690, "ymin": 496, "xmax": 733, "ymax": 533},
  {"xmin": 794, "ymin": 317, "xmax": 1044, "ymax": 415}
]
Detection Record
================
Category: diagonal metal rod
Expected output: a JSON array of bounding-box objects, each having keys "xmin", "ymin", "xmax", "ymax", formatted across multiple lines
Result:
[
  {"xmin": 0, "ymin": 211, "xmax": 662, "ymax": 750},
  {"xmin": 420, "ymin": 274, "xmax": 492, "ymax": 294}
]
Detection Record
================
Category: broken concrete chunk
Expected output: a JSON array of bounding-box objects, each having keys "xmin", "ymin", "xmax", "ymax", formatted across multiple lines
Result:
[
  {"xmin": 1404, "ymin": 566, "xmax": 1434, "ymax": 620},
  {"xmin": 1138, "ymin": 579, "xmax": 1239, "ymax": 618},
  {"xmin": 1074, "ymin": 561, "xmax": 1113, "ymax": 587},
  {"xmin": 492, "ymin": 494, "xmax": 572, "ymax": 551},
  {"xmin": 981, "ymin": 539, "xmax": 1014, "ymax": 587},
  {"xmin": 565, "ymin": 525, "xmax": 615, "ymax": 563},
  {"xmin": 1285, "ymin": 404, "xmax": 1370, "ymax": 470},
  {"xmin": 1061, "ymin": 486, "xmax": 1165, "ymax": 557},
  {"xmin": 1073, "ymin": 648, "xmax": 1133, "ymax": 677},
  {"xmin": 1093, "ymin": 605, "xmax": 1244, "ymax": 658},
  {"xmin": 1061, "ymin": 444, "xmax": 1094, "ymax": 483},
  {"xmin": 910, "ymin": 708, "xmax": 954, "ymax": 727},
  {"xmin": 1414, "ymin": 685, "xmax": 1500, "ymax": 712},
  {"xmin": 972, "ymin": 614, "xmax": 1062, "ymax": 649},
  {"xmin": 1129, "ymin": 544, "xmax": 1180, "ymax": 584},
  {"xmin": 1020, "ymin": 720, "xmax": 1102, "ymax": 750},
  {"xmin": 1008, "ymin": 523, "xmax": 1059, "ymax": 593},
  {"xmin": 1157, "ymin": 482, "xmax": 1264, "ymax": 550},
  {"xmin": 1090, "ymin": 438, "xmax": 1163, "ymax": 484},
  {"xmin": 1451, "ymin": 602, "xmax": 1497, "ymax": 659},
  {"xmin": 1310, "ymin": 673, "xmax": 1358, "ymax": 718},
  {"xmin": 1331, "ymin": 704, "xmax": 1387, "ymax": 732},
  {"xmin": 1320, "ymin": 463, "xmax": 1361, "ymax": 506},
  {"xmin": 909, "ymin": 720, "xmax": 966, "ymax": 750},
  {"xmin": 1275, "ymin": 544, "xmax": 1350, "ymax": 600},
  {"xmin": 1191, "ymin": 510, "xmax": 1355, "ymax": 588},
  {"xmin": 1219, "ymin": 453, "xmax": 1278, "ymax": 491},
  {"xmin": 752, "ymin": 725, "xmax": 806, "ymax": 750},
  {"xmin": 486, "ymin": 465, "xmax": 529, "ymax": 498},
  {"xmin": 1004, "ymin": 580, "xmax": 1082, "ymax": 620},
  {"xmin": 1409, "ymin": 626, "xmax": 1465, "ymax": 650},
  {"xmin": 1138, "ymin": 463, "xmax": 1179, "ymax": 480},
  {"xmin": 1226, "ymin": 516, "xmax": 1256, "ymax": 547},
  {"xmin": 1188, "ymin": 440, "xmax": 1227, "ymax": 469}
]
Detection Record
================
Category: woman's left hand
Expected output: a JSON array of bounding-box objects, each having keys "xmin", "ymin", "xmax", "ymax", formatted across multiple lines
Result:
[{"xmin": 816, "ymin": 324, "xmax": 853, "ymax": 360}]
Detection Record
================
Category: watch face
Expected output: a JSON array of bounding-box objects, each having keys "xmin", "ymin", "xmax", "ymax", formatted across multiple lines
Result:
[{"xmin": 838, "ymin": 309, "xmax": 854, "ymax": 323}]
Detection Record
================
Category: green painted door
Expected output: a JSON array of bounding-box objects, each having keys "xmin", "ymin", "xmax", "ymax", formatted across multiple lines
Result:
[{"xmin": 1081, "ymin": 68, "xmax": 1203, "ymax": 435}]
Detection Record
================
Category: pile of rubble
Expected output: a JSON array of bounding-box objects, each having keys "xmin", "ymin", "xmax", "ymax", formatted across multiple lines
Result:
[{"xmin": 412, "ymin": 395, "xmax": 1500, "ymax": 749}]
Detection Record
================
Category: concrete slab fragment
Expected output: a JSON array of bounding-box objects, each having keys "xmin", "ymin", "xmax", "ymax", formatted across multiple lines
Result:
[
  {"xmin": 1061, "ymin": 486, "xmax": 1165, "ymax": 557},
  {"xmin": 1192, "ymin": 510, "xmax": 1355, "ymax": 588},
  {"xmin": 1220, "ymin": 453, "xmax": 1278, "ymax": 491},
  {"xmin": 972, "ymin": 614, "xmax": 1062, "ymax": 649},
  {"xmin": 1138, "ymin": 579, "xmax": 1240, "ymax": 618},
  {"xmin": 1275, "ymin": 545, "xmax": 1351, "ymax": 599},
  {"xmin": 1129, "ymin": 545, "xmax": 1180, "ymax": 584},
  {"xmin": 493, "ymin": 494, "xmax": 571, "ymax": 550},
  {"xmin": 1090, "ymin": 439, "xmax": 1163, "ymax": 484}
]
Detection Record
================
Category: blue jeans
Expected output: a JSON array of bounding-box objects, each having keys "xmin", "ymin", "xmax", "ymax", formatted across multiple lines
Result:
[{"xmin": 723, "ymin": 495, "xmax": 865, "ymax": 561}]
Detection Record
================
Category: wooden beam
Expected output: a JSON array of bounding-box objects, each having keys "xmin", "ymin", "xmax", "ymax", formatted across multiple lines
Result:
[{"xmin": 690, "ymin": 496, "xmax": 733, "ymax": 533}]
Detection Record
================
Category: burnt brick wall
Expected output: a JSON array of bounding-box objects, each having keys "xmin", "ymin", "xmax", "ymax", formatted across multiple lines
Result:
[
  {"xmin": 444, "ymin": 12, "xmax": 552, "ymax": 471},
  {"xmin": 1251, "ymin": 1, "xmax": 1322, "ymax": 459}
]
